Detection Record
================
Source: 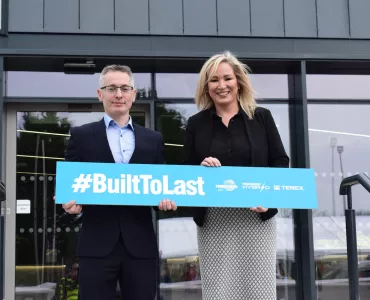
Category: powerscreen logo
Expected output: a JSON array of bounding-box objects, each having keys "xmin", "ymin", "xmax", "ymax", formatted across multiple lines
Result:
[{"xmin": 216, "ymin": 180, "xmax": 238, "ymax": 192}]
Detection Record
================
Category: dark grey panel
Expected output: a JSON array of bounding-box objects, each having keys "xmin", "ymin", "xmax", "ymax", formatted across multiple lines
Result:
[
  {"xmin": 115, "ymin": 0, "xmax": 149, "ymax": 34},
  {"xmin": 9, "ymin": 0, "xmax": 43, "ymax": 32},
  {"xmin": 149, "ymin": 0, "xmax": 183, "ymax": 35},
  {"xmin": 183, "ymin": 0, "xmax": 217, "ymax": 35},
  {"xmin": 80, "ymin": 0, "xmax": 114, "ymax": 33},
  {"xmin": 44, "ymin": 0, "xmax": 79, "ymax": 33},
  {"xmin": 250, "ymin": 0, "xmax": 284, "ymax": 37},
  {"xmin": 317, "ymin": 0, "xmax": 350, "ymax": 38},
  {"xmin": 349, "ymin": 0, "xmax": 370, "ymax": 38},
  {"xmin": 6, "ymin": 33, "xmax": 370, "ymax": 61},
  {"xmin": 284, "ymin": 0, "xmax": 317, "ymax": 37},
  {"xmin": 217, "ymin": 0, "xmax": 250, "ymax": 36}
]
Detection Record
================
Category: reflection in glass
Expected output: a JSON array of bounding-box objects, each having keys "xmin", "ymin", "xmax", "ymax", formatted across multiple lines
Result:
[
  {"xmin": 6, "ymin": 72, "xmax": 151, "ymax": 98},
  {"xmin": 308, "ymin": 104, "xmax": 370, "ymax": 299},
  {"xmin": 155, "ymin": 73, "xmax": 289, "ymax": 99},
  {"xmin": 307, "ymin": 75, "xmax": 370, "ymax": 99},
  {"xmin": 15, "ymin": 110, "xmax": 146, "ymax": 299},
  {"xmin": 250, "ymin": 74, "xmax": 289, "ymax": 99},
  {"xmin": 155, "ymin": 74, "xmax": 198, "ymax": 98},
  {"xmin": 156, "ymin": 102, "xmax": 295, "ymax": 300}
]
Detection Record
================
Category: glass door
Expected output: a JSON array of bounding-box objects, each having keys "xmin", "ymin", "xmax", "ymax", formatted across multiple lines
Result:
[{"xmin": 4, "ymin": 102, "xmax": 151, "ymax": 300}]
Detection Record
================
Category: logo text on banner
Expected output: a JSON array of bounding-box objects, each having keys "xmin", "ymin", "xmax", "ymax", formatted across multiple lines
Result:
[{"xmin": 55, "ymin": 162, "xmax": 318, "ymax": 209}]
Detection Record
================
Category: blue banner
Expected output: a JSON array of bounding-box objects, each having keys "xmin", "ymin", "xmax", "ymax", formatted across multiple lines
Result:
[{"xmin": 55, "ymin": 161, "xmax": 318, "ymax": 209}]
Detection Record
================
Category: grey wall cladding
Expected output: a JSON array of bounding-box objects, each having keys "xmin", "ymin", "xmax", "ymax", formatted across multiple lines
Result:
[
  {"xmin": 284, "ymin": 0, "xmax": 317, "ymax": 37},
  {"xmin": 217, "ymin": 0, "xmax": 251, "ymax": 36},
  {"xmin": 115, "ymin": 0, "xmax": 149, "ymax": 34},
  {"xmin": 7, "ymin": 0, "xmax": 370, "ymax": 40},
  {"xmin": 316, "ymin": 0, "xmax": 350, "ymax": 38},
  {"xmin": 9, "ymin": 0, "xmax": 43, "ymax": 32},
  {"xmin": 349, "ymin": 0, "xmax": 370, "ymax": 39},
  {"xmin": 250, "ymin": 0, "xmax": 285, "ymax": 37},
  {"xmin": 80, "ymin": 0, "xmax": 114, "ymax": 33},
  {"xmin": 149, "ymin": 0, "xmax": 183, "ymax": 35},
  {"xmin": 183, "ymin": 0, "xmax": 217, "ymax": 35},
  {"xmin": 44, "ymin": 0, "xmax": 79, "ymax": 33}
]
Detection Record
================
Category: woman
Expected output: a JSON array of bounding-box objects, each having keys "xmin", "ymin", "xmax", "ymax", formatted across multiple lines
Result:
[{"xmin": 183, "ymin": 51, "xmax": 289, "ymax": 299}]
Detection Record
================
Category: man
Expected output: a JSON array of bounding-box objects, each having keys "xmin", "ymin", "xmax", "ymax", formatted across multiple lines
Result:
[
  {"xmin": 56, "ymin": 260, "xmax": 79, "ymax": 300},
  {"xmin": 61, "ymin": 65, "xmax": 176, "ymax": 300}
]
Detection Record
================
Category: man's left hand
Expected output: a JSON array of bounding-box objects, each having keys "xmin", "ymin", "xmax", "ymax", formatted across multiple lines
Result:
[{"xmin": 158, "ymin": 199, "xmax": 177, "ymax": 211}]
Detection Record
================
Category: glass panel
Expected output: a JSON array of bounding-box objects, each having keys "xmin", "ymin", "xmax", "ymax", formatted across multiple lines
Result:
[
  {"xmin": 15, "ymin": 108, "xmax": 146, "ymax": 298},
  {"xmin": 307, "ymin": 75, "xmax": 370, "ymax": 99},
  {"xmin": 155, "ymin": 74, "xmax": 198, "ymax": 98},
  {"xmin": 250, "ymin": 74, "xmax": 289, "ymax": 99},
  {"xmin": 156, "ymin": 103, "xmax": 295, "ymax": 299},
  {"xmin": 6, "ymin": 72, "xmax": 151, "ymax": 98},
  {"xmin": 155, "ymin": 73, "xmax": 289, "ymax": 99},
  {"xmin": 308, "ymin": 104, "xmax": 370, "ymax": 299}
]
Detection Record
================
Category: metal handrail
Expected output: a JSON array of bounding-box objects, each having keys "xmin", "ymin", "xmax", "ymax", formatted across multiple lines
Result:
[
  {"xmin": 340, "ymin": 173, "xmax": 370, "ymax": 209},
  {"xmin": 339, "ymin": 173, "xmax": 370, "ymax": 300},
  {"xmin": 0, "ymin": 182, "xmax": 5, "ymax": 202}
]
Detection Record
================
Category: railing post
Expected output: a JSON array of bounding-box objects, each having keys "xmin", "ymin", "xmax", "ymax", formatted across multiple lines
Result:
[
  {"xmin": 344, "ymin": 188, "xmax": 359, "ymax": 300},
  {"xmin": 339, "ymin": 173, "xmax": 370, "ymax": 300}
]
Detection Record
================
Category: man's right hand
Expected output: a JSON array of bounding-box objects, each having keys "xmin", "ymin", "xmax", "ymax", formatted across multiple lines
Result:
[{"xmin": 54, "ymin": 197, "xmax": 83, "ymax": 214}]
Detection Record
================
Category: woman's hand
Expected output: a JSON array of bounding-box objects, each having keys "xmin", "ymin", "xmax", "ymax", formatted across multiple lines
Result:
[
  {"xmin": 250, "ymin": 206, "xmax": 268, "ymax": 213},
  {"xmin": 200, "ymin": 157, "xmax": 221, "ymax": 167}
]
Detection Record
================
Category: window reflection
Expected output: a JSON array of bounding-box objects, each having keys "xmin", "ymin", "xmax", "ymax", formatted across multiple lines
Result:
[
  {"xmin": 307, "ymin": 75, "xmax": 370, "ymax": 99},
  {"xmin": 308, "ymin": 104, "xmax": 370, "ymax": 299},
  {"xmin": 250, "ymin": 74, "xmax": 289, "ymax": 99},
  {"xmin": 6, "ymin": 71, "xmax": 151, "ymax": 98},
  {"xmin": 156, "ymin": 102, "xmax": 295, "ymax": 299},
  {"xmin": 14, "ymin": 110, "xmax": 147, "ymax": 299},
  {"xmin": 155, "ymin": 74, "xmax": 289, "ymax": 99},
  {"xmin": 155, "ymin": 74, "xmax": 198, "ymax": 98}
]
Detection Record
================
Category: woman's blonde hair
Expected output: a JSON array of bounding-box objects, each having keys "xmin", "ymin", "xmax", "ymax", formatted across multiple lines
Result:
[{"xmin": 195, "ymin": 51, "xmax": 257, "ymax": 119}]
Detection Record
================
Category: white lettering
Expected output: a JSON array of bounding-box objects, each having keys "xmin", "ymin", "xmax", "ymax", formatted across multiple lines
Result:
[
  {"xmin": 241, "ymin": 183, "xmax": 270, "ymax": 192},
  {"xmin": 174, "ymin": 180, "xmax": 186, "ymax": 195},
  {"xmin": 107, "ymin": 178, "xmax": 120, "ymax": 193},
  {"xmin": 120, "ymin": 174, "xmax": 126, "ymax": 193},
  {"xmin": 140, "ymin": 175, "xmax": 152, "ymax": 194},
  {"xmin": 126, "ymin": 174, "xmax": 132, "ymax": 194},
  {"xmin": 93, "ymin": 173, "xmax": 106, "ymax": 193},
  {"xmin": 162, "ymin": 175, "xmax": 174, "ymax": 195},
  {"xmin": 196, "ymin": 177, "xmax": 205, "ymax": 196},
  {"xmin": 91, "ymin": 174, "xmax": 206, "ymax": 196},
  {"xmin": 150, "ymin": 179, "xmax": 162, "ymax": 195},
  {"xmin": 186, "ymin": 180, "xmax": 197, "ymax": 195},
  {"xmin": 281, "ymin": 185, "xmax": 304, "ymax": 191},
  {"xmin": 132, "ymin": 175, "xmax": 141, "ymax": 194}
]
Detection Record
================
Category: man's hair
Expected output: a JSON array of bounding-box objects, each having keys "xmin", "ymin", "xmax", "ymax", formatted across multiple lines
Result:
[{"xmin": 99, "ymin": 64, "xmax": 135, "ymax": 88}]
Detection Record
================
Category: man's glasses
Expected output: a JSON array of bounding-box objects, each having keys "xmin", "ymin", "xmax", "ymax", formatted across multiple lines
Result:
[{"xmin": 101, "ymin": 85, "xmax": 133, "ymax": 94}]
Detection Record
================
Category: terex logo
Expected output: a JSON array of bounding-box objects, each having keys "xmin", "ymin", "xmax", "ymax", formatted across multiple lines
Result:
[
  {"xmin": 281, "ymin": 185, "xmax": 304, "ymax": 191},
  {"xmin": 242, "ymin": 182, "xmax": 270, "ymax": 192},
  {"xmin": 216, "ymin": 180, "xmax": 238, "ymax": 192}
]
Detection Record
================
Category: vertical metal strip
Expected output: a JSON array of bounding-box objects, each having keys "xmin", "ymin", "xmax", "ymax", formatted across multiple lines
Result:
[
  {"xmin": 288, "ymin": 61, "xmax": 317, "ymax": 300},
  {"xmin": 0, "ymin": 56, "xmax": 4, "ymax": 300},
  {"xmin": 0, "ymin": 57, "xmax": 3, "ymax": 181},
  {"xmin": 4, "ymin": 104, "xmax": 16, "ymax": 300}
]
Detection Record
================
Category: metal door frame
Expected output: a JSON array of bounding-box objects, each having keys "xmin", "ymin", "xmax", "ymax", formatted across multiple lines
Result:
[{"xmin": 4, "ymin": 101, "xmax": 152, "ymax": 300}]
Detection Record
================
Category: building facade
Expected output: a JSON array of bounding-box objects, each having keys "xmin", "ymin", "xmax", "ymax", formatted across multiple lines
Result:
[{"xmin": 0, "ymin": 0, "xmax": 370, "ymax": 299}]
